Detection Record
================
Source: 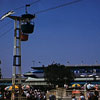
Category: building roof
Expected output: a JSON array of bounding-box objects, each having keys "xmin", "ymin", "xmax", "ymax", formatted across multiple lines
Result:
[
  {"xmin": 31, "ymin": 65, "xmax": 100, "ymax": 70},
  {"xmin": 25, "ymin": 77, "xmax": 45, "ymax": 82}
]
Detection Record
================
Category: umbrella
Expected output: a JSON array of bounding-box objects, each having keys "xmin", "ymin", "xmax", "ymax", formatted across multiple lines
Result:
[
  {"xmin": 86, "ymin": 84, "xmax": 95, "ymax": 90},
  {"xmin": 72, "ymin": 83, "xmax": 81, "ymax": 88},
  {"xmin": 22, "ymin": 85, "xmax": 30, "ymax": 90},
  {"xmin": 5, "ymin": 86, "xmax": 10, "ymax": 91},
  {"xmin": 5, "ymin": 85, "xmax": 19, "ymax": 91}
]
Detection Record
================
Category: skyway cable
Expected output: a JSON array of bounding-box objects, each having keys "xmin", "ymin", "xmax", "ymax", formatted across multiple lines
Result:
[{"xmin": 35, "ymin": 0, "xmax": 82, "ymax": 14}]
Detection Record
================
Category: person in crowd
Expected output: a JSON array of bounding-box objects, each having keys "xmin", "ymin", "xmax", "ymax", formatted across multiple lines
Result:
[
  {"xmin": 79, "ymin": 92, "xmax": 85, "ymax": 100},
  {"xmin": 4, "ymin": 91, "xmax": 11, "ymax": 100},
  {"xmin": 0, "ymin": 91, "xmax": 3, "ymax": 100},
  {"xmin": 26, "ymin": 91, "xmax": 31, "ymax": 100},
  {"xmin": 49, "ymin": 95, "xmax": 56, "ymax": 100},
  {"xmin": 94, "ymin": 88, "xmax": 99, "ymax": 97},
  {"xmin": 72, "ymin": 94, "xmax": 77, "ymax": 100},
  {"xmin": 92, "ymin": 90, "xmax": 99, "ymax": 100},
  {"xmin": 87, "ymin": 90, "xmax": 94, "ymax": 100}
]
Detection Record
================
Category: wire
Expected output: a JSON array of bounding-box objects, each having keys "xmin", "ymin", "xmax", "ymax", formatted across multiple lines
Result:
[
  {"xmin": 13, "ymin": 0, "xmax": 40, "ymax": 11},
  {"xmin": 0, "ymin": 26, "xmax": 13, "ymax": 38},
  {"xmin": 35, "ymin": 0, "xmax": 82, "ymax": 14},
  {"xmin": 0, "ymin": 0, "xmax": 81, "ymax": 39},
  {"xmin": 29, "ymin": 0, "xmax": 40, "ymax": 6},
  {"xmin": 0, "ymin": 21, "xmax": 12, "ymax": 30},
  {"xmin": 0, "ymin": 0, "xmax": 40, "ymax": 38}
]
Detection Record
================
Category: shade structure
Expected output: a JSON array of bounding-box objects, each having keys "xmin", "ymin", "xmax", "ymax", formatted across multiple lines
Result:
[
  {"xmin": 5, "ymin": 85, "xmax": 19, "ymax": 91},
  {"xmin": 72, "ymin": 83, "xmax": 81, "ymax": 88}
]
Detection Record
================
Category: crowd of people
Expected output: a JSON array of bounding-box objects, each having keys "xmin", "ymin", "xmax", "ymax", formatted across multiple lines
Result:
[
  {"xmin": 72, "ymin": 89, "xmax": 99, "ymax": 100},
  {"xmin": 0, "ymin": 86, "xmax": 47, "ymax": 100},
  {"xmin": 22, "ymin": 89, "xmax": 46, "ymax": 100},
  {"xmin": 0, "ymin": 84, "xmax": 99, "ymax": 100}
]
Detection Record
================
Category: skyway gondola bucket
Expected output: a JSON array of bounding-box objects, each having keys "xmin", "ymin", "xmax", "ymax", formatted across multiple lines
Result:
[
  {"xmin": 21, "ymin": 23, "xmax": 34, "ymax": 33},
  {"xmin": 21, "ymin": 14, "xmax": 35, "ymax": 33},
  {"xmin": 21, "ymin": 34, "xmax": 28, "ymax": 41}
]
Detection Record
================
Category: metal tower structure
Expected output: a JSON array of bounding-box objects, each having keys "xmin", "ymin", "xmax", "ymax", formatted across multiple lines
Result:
[
  {"xmin": 11, "ymin": 16, "xmax": 22, "ymax": 100},
  {"xmin": 1, "ymin": 8, "xmax": 35, "ymax": 99},
  {"xmin": 0, "ymin": 11, "xmax": 22, "ymax": 100}
]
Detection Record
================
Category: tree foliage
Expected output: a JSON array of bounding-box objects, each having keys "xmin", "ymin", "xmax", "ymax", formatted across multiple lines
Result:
[{"xmin": 44, "ymin": 63, "xmax": 74, "ymax": 87}]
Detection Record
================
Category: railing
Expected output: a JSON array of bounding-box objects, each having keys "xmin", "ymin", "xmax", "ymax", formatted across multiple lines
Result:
[{"xmin": 46, "ymin": 88, "xmax": 100, "ymax": 100}]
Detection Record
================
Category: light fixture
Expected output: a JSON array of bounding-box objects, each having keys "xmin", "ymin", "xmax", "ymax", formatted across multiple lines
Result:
[{"xmin": 0, "ymin": 10, "xmax": 15, "ymax": 20}]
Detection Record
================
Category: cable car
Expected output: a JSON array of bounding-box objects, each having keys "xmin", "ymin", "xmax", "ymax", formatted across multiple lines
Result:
[
  {"xmin": 21, "ymin": 34, "xmax": 28, "ymax": 41},
  {"xmin": 21, "ymin": 14, "xmax": 35, "ymax": 33}
]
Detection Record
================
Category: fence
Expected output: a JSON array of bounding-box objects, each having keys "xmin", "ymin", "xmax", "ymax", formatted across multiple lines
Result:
[{"xmin": 46, "ymin": 88, "xmax": 100, "ymax": 100}]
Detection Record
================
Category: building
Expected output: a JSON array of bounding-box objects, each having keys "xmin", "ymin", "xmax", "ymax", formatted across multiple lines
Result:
[
  {"xmin": 66, "ymin": 65, "xmax": 100, "ymax": 84},
  {"xmin": 24, "ymin": 64, "xmax": 100, "ymax": 85},
  {"xmin": 24, "ymin": 66, "xmax": 44, "ymax": 78},
  {"xmin": 1, "ymin": 64, "xmax": 99, "ymax": 87}
]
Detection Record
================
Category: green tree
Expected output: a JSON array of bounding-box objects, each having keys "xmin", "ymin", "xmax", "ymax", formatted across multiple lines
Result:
[{"xmin": 44, "ymin": 63, "xmax": 74, "ymax": 87}]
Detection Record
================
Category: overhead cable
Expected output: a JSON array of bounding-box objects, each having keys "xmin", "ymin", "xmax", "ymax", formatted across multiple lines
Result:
[
  {"xmin": 0, "ymin": 0, "xmax": 81, "ymax": 39},
  {"xmin": 35, "ymin": 0, "xmax": 82, "ymax": 14},
  {"xmin": 13, "ymin": 0, "xmax": 40, "ymax": 11},
  {"xmin": 0, "ymin": 21, "xmax": 12, "ymax": 30},
  {"xmin": 0, "ymin": 26, "xmax": 13, "ymax": 38},
  {"xmin": 0, "ymin": 0, "xmax": 40, "ymax": 38}
]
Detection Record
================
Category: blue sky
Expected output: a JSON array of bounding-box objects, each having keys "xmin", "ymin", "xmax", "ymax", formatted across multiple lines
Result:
[{"xmin": 0, "ymin": 0, "xmax": 100, "ymax": 77}]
